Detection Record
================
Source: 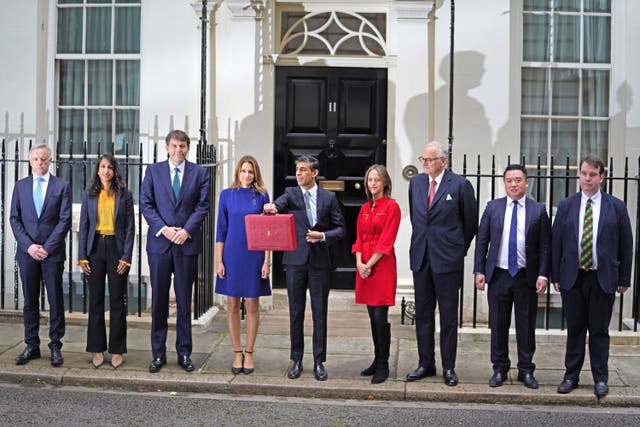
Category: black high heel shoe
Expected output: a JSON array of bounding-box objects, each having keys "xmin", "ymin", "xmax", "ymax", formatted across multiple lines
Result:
[
  {"xmin": 231, "ymin": 350, "xmax": 244, "ymax": 374},
  {"xmin": 243, "ymin": 350, "xmax": 254, "ymax": 375}
]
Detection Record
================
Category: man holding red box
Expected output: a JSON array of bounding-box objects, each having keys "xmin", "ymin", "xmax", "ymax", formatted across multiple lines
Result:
[{"xmin": 264, "ymin": 155, "xmax": 345, "ymax": 381}]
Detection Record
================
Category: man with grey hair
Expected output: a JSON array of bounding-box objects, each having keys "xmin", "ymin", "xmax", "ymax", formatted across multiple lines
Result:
[
  {"xmin": 10, "ymin": 143, "xmax": 71, "ymax": 366},
  {"xmin": 407, "ymin": 141, "xmax": 478, "ymax": 386}
]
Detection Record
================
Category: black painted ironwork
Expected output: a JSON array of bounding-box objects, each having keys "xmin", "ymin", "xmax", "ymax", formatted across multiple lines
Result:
[{"xmin": 0, "ymin": 138, "xmax": 217, "ymax": 320}]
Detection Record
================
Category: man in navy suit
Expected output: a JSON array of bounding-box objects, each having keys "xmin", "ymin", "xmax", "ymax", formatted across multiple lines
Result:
[
  {"xmin": 10, "ymin": 143, "xmax": 71, "ymax": 366},
  {"xmin": 407, "ymin": 141, "xmax": 478, "ymax": 386},
  {"xmin": 263, "ymin": 155, "xmax": 345, "ymax": 381},
  {"xmin": 553, "ymin": 155, "xmax": 632, "ymax": 398},
  {"xmin": 140, "ymin": 130, "xmax": 210, "ymax": 373},
  {"xmin": 474, "ymin": 164, "xmax": 551, "ymax": 389}
]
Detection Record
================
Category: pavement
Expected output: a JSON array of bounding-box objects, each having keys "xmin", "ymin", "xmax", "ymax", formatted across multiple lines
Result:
[{"xmin": 1, "ymin": 290, "xmax": 640, "ymax": 407}]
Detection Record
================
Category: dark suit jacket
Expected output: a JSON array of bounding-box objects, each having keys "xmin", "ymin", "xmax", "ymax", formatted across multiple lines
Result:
[
  {"xmin": 273, "ymin": 186, "xmax": 345, "ymax": 268},
  {"xmin": 408, "ymin": 170, "xmax": 478, "ymax": 274},
  {"xmin": 78, "ymin": 188, "xmax": 135, "ymax": 263},
  {"xmin": 552, "ymin": 191, "xmax": 633, "ymax": 294},
  {"xmin": 474, "ymin": 196, "xmax": 551, "ymax": 287},
  {"xmin": 140, "ymin": 160, "xmax": 210, "ymax": 256},
  {"xmin": 10, "ymin": 174, "xmax": 72, "ymax": 263}
]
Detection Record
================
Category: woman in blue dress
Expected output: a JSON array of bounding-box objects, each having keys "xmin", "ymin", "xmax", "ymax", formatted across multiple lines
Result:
[{"xmin": 215, "ymin": 155, "xmax": 271, "ymax": 375}]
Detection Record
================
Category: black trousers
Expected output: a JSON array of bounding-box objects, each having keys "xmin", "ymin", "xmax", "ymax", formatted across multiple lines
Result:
[
  {"xmin": 86, "ymin": 235, "xmax": 127, "ymax": 354},
  {"xmin": 285, "ymin": 264, "xmax": 330, "ymax": 363},
  {"xmin": 488, "ymin": 268, "xmax": 537, "ymax": 375},
  {"xmin": 412, "ymin": 266, "xmax": 461, "ymax": 371},
  {"xmin": 561, "ymin": 270, "xmax": 615, "ymax": 383},
  {"xmin": 18, "ymin": 256, "xmax": 65, "ymax": 351}
]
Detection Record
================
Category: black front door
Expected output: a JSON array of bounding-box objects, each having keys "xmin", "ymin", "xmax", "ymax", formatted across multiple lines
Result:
[{"xmin": 273, "ymin": 66, "xmax": 387, "ymax": 289}]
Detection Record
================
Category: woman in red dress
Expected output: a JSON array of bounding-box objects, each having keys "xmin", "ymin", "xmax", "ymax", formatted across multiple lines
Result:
[{"xmin": 352, "ymin": 164, "xmax": 401, "ymax": 384}]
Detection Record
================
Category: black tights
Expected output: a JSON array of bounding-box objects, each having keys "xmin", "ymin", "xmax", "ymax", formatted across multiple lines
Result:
[{"xmin": 367, "ymin": 305, "xmax": 389, "ymax": 334}]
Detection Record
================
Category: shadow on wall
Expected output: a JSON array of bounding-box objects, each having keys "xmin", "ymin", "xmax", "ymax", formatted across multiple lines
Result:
[{"xmin": 434, "ymin": 51, "xmax": 492, "ymax": 171}]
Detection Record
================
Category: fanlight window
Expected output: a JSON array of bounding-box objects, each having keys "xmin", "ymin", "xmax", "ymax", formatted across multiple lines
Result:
[{"xmin": 279, "ymin": 11, "xmax": 387, "ymax": 56}]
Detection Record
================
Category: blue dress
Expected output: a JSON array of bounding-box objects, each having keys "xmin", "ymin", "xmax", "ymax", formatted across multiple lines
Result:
[{"xmin": 215, "ymin": 188, "xmax": 271, "ymax": 298}]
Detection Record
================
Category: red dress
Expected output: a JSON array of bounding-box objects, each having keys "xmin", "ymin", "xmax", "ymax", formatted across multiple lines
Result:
[{"xmin": 352, "ymin": 196, "xmax": 401, "ymax": 306}]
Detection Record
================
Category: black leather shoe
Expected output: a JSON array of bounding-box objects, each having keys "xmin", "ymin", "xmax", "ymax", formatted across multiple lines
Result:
[
  {"xmin": 314, "ymin": 362, "xmax": 328, "ymax": 381},
  {"xmin": 178, "ymin": 355, "xmax": 195, "ymax": 372},
  {"xmin": 594, "ymin": 381, "xmax": 609, "ymax": 397},
  {"xmin": 287, "ymin": 360, "xmax": 303, "ymax": 379},
  {"xmin": 15, "ymin": 347, "xmax": 40, "ymax": 365},
  {"xmin": 406, "ymin": 365, "xmax": 436, "ymax": 382},
  {"xmin": 149, "ymin": 357, "xmax": 167, "ymax": 373},
  {"xmin": 517, "ymin": 372, "xmax": 539, "ymax": 389},
  {"xmin": 489, "ymin": 371, "xmax": 506, "ymax": 387},
  {"xmin": 443, "ymin": 369, "xmax": 459, "ymax": 386},
  {"xmin": 557, "ymin": 378, "xmax": 579, "ymax": 394},
  {"xmin": 50, "ymin": 348, "xmax": 64, "ymax": 367}
]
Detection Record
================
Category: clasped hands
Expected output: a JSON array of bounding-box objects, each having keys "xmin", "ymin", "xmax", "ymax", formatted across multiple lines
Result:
[
  {"xmin": 163, "ymin": 226, "xmax": 189, "ymax": 245},
  {"xmin": 357, "ymin": 262, "xmax": 372, "ymax": 279},
  {"xmin": 27, "ymin": 244, "xmax": 48, "ymax": 261}
]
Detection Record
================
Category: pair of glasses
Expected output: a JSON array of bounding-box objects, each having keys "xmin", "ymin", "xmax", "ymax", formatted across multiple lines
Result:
[{"xmin": 418, "ymin": 156, "xmax": 443, "ymax": 164}]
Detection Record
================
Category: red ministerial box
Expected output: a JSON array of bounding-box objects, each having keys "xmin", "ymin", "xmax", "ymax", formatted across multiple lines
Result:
[{"xmin": 245, "ymin": 214, "xmax": 297, "ymax": 251}]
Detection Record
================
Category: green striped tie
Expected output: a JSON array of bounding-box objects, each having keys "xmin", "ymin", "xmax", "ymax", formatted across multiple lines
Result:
[{"xmin": 580, "ymin": 198, "xmax": 594, "ymax": 270}]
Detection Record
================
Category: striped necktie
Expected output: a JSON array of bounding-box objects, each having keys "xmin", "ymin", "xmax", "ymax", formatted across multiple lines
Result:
[{"xmin": 580, "ymin": 198, "xmax": 594, "ymax": 270}]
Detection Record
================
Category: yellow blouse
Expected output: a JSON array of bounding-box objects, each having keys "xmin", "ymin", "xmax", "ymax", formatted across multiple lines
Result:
[{"xmin": 96, "ymin": 189, "xmax": 116, "ymax": 236}]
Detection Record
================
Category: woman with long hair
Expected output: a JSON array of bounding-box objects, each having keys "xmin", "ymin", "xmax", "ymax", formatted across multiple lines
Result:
[
  {"xmin": 78, "ymin": 154, "xmax": 134, "ymax": 369},
  {"xmin": 353, "ymin": 164, "xmax": 401, "ymax": 384},
  {"xmin": 215, "ymin": 155, "xmax": 271, "ymax": 374}
]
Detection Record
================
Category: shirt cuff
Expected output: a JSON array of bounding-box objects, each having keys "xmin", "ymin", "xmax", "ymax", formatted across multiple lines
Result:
[{"xmin": 156, "ymin": 225, "xmax": 167, "ymax": 237}]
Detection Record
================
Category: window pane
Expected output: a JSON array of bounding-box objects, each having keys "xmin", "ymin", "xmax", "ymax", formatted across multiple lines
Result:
[
  {"xmin": 584, "ymin": 16, "xmax": 611, "ymax": 63},
  {"xmin": 116, "ymin": 0, "xmax": 141, "ymax": 3},
  {"xmin": 59, "ymin": 60, "xmax": 85, "ymax": 105},
  {"xmin": 522, "ymin": 68, "xmax": 549, "ymax": 115},
  {"xmin": 552, "ymin": 68, "xmax": 579, "ymax": 116},
  {"xmin": 88, "ymin": 109, "xmax": 113, "ymax": 153},
  {"xmin": 553, "ymin": 0, "xmax": 579, "ymax": 12},
  {"xmin": 57, "ymin": 7, "xmax": 83, "ymax": 53},
  {"xmin": 582, "ymin": 70, "xmax": 609, "ymax": 117},
  {"xmin": 88, "ymin": 60, "xmax": 113, "ymax": 105},
  {"xmin": 581, "ymin": 120, "xmax": 608, "ymax": 160},
  {"xmin": 59, "ymin": 0, "xmax": 83, "ymax": 4},
  {"xmin": 116, "ymin": 61, "xmax": 140, "ymax": 106},
  {"xmin": 523, "ymin": 14, "xmax": 550, "ymax": 61},
  {"xmin": 116, "ymin": 110, "xmax": 139, "ymax": 154},
  {"xmin": 59, "ymin": 109, "xmax": 85, "ymax": 152},
  {"xmin": 88, "ymin": 0, "xmax": 112, "ymax": 3},
  {"xmin": 585, "ymin": 0, "xmax": 611, "ymax": 13},
  {"xmin": 521, "ymin": 118, "xmax": 549, "ymax": 165},
  {"xmin": 551, "ymin": 119, "xmax": 578, "ymax": 165},
  {"xmin": 86, "ymin": 7, "xmax": 111, "ymax": 53},
  {"xmin": 524, "ymin": 0, "xmax": 550, "ymax": 11},
  {"xmin": 554, "ymin": 15, "xmax": 580, "ymax": 62},
  {"xmin": 115, "ymin": 7, "xmax": 141, "ymax": 53}
]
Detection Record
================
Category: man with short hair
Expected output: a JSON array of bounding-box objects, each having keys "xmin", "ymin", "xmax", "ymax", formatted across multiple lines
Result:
[
  {"xmin": 474, "ymin": 164, "xmax": 551, "ymax": 389},
  {"xmin": 552, "ymin": 155, "xmax": 633, "ymax": 398},
  {"xmin": 263, "ymin": 155, "xmax": 345, "ymax": 381},
  {"xmin": 407, "ymin": 141, "xmax": 478, "ymax": 386},
  {"xmin": 10, "ymin": 143, "xmax": 71, "ymax": 367},
  {"xmin": 140, "ymin": 129, "xmax": 210, "ymax": 373}
]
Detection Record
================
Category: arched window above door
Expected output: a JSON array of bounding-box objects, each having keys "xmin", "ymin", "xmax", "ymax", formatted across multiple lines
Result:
[{"xmin": 278, "ymin": 11, "xmax": 387, "ymax": 57}]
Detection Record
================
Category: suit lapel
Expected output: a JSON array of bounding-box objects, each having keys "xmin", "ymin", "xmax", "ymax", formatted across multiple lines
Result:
[
  {"xmin": 524, "ymin": 197, "xmax": 533, "ymax": 236},
  {"xmin": 430, "ymin": 170, "xmax": 450, "ymax": 209},
  {"xmin": 39, "ymin": 175, "xmax": 54, "ymax": 218},
  {"xmin": 177, "ymin": 161, "xmax": 194, "ymax": 205},
  {"xmin": 496, "ymin": 197, "xmax": 507, "ymax": 241},
  {"xmin": 571, "ymin": 193, "xmax": 582, "ymax": 241},
  {"xmin": 158, "ymin": 161, "xmax": 175, "ymax": 204},
  {"xmin": 596, "ymin": 192, "xmax": 610, "ymax": 244}
]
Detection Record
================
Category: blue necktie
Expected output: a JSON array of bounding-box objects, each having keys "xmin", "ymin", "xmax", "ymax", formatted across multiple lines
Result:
[
  {"xmin": 508, "ymin": 200, "xmax": 518, "ymax": 277},
  {"xmin": 304, "ymin": 191, "xmax": 315, "ymax": 226},
  {"xmin": 34, "ymin": 177, "xmax": 44, "ymax": 218},
  {"xmin": 172, "ymin": 167, "xmax": 180, "ymax": 200}
]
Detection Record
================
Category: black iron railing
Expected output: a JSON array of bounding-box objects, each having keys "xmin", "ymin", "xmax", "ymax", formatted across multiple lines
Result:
[{"xmin": 0, "ymin": 138, "xmax": 217, "ymax": 319}]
